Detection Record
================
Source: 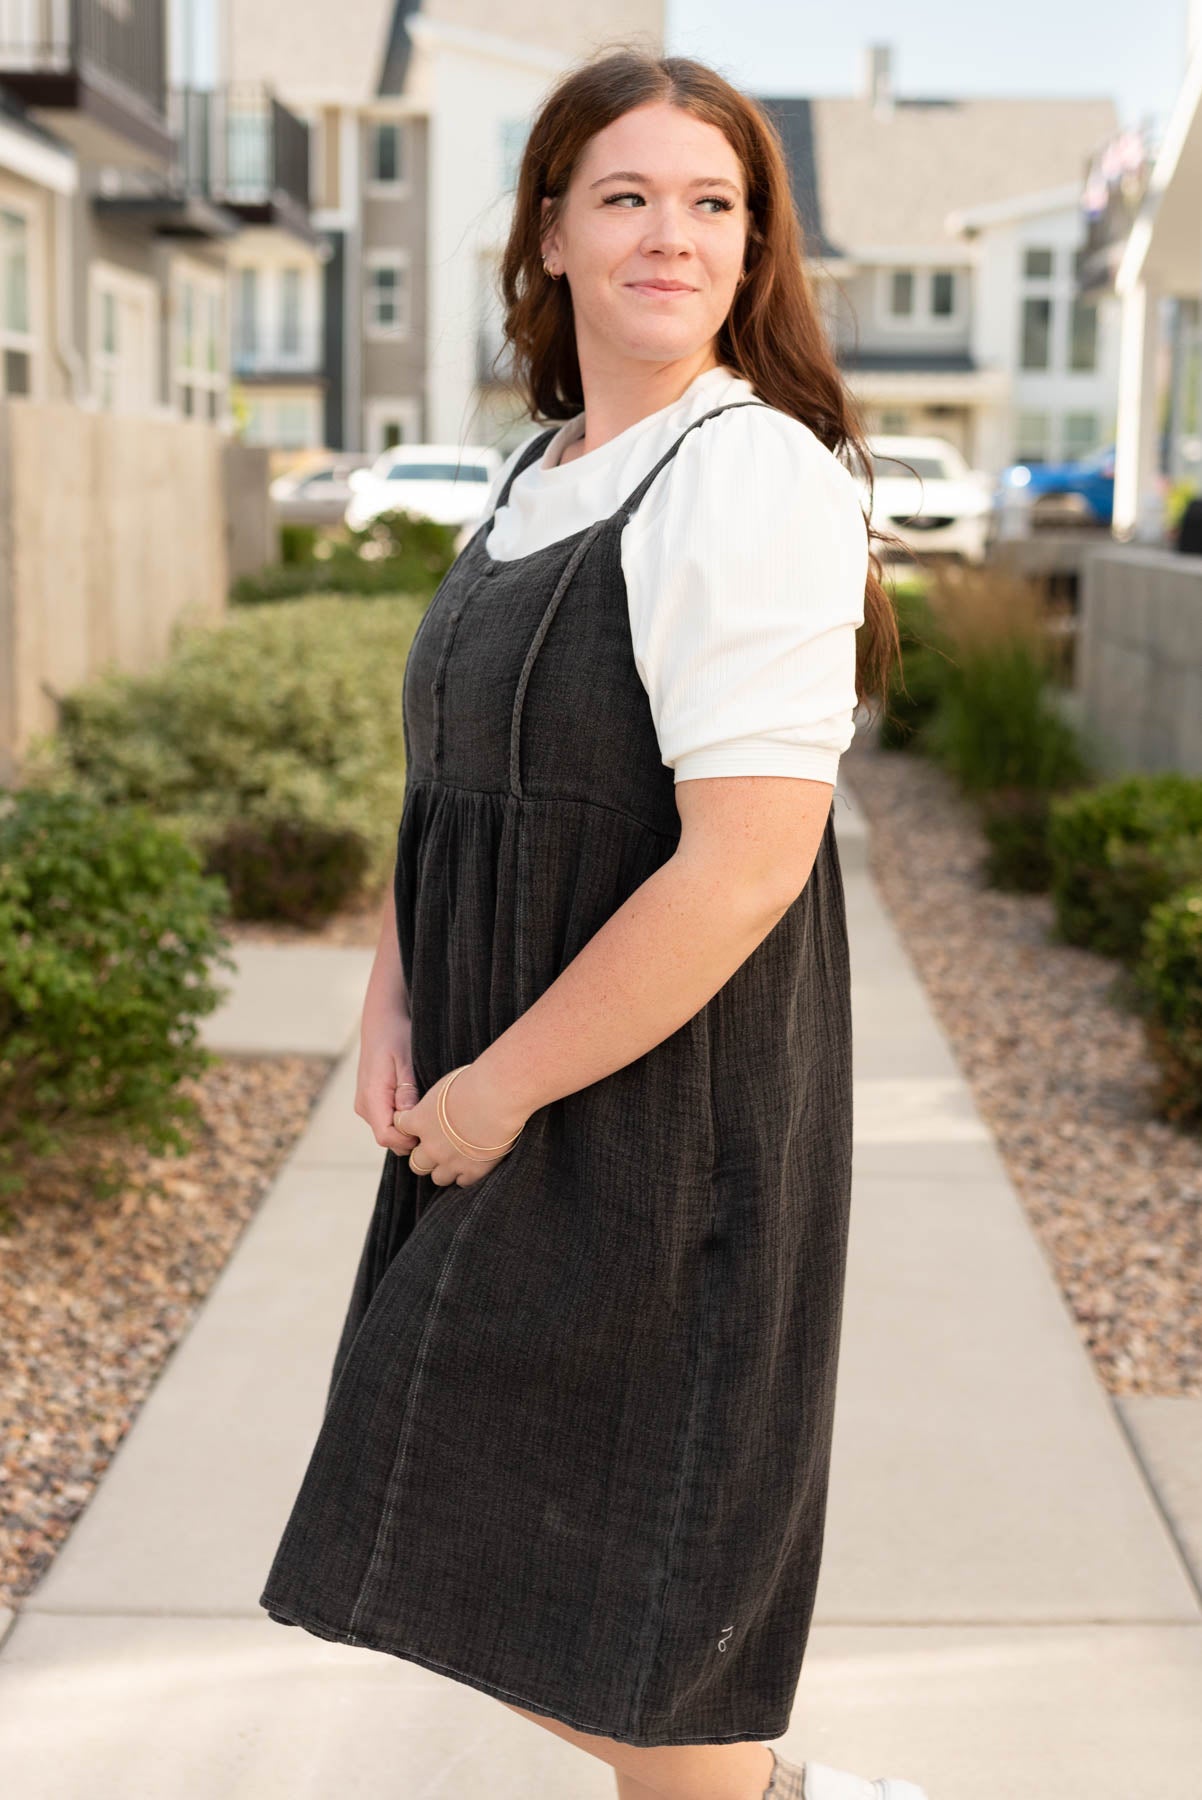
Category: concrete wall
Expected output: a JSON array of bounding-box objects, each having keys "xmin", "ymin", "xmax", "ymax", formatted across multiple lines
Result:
[
  {"xmin": 1076, "ymin": 544, "xmax": 1202, "ymax": 775},
  {"xmin": 0, "ymin": 398, "xmax": 229, "ymax": 784},
  {"xmin": 222, "ymin": 441, "xmax": 276, "ymax": 581}
]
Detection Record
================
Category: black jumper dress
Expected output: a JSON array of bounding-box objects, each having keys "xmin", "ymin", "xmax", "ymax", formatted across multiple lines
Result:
[{"xmin": 259, "ymin": 399, "xmax": 855, "ymax": 1749}]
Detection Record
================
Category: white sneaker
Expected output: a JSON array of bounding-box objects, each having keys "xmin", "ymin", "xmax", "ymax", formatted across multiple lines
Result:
[
  {"xmin": 802, "ymin": 1759, "xmax": 929, "ymax": 1800},
  {"xmin": 765, "ymin": 1747, "xmax": 929, "ymax": 1800}
]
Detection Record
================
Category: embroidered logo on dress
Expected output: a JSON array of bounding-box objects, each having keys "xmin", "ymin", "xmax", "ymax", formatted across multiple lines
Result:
[{"xmin": 717, "ymin": 1623, "xmax": 734, "ymax": 1652}]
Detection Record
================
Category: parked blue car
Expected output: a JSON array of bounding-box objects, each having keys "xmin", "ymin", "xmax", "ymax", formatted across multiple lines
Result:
[{"xmin": 994, "ymin": 443, "xmax": 1115, "ymax": 526}]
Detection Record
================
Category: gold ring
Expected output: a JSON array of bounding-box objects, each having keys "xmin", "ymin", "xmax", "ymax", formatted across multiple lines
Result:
[{"xmin": 409, "ymin": 1155, "xmax": 433, "ymax": 1174}]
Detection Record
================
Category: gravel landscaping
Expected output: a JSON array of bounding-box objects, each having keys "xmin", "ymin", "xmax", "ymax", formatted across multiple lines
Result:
[
  {"xmin": 0, "ymin": 1050, "xmax": 333, "ymax": 1610},
  {"xmin": 842, "ymin": 727, "xmax": 1202, "ymax": 1399}
]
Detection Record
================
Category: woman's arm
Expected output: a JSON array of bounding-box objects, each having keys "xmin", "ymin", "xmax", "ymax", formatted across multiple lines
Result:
[
  {"xmin": 361, "ymin": 877, "xmax": 408, "ymax": 1034},
  {"xmin": 355, "ymin": 877, "xmax": 423, "ymax": 1153},
  {"xmin": 439, "ymin": 773, "xmax": 834, "ymax": 1152}
]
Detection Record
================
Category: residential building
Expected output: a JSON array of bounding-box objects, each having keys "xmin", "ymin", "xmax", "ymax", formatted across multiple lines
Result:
[
  {"xmin": 225, "ymin": 0, "xmax": 664, "ymax": 456},
  {"xmin": 0, "ymin": 87, "xmax": 76, "ymax": 404},
  {"xmin": 761, "ymin": 45, "xmax": 1120, "ymax": 474},
  {"xmin": 0, "ymin": 0, "xmax": 326, "ymax": 437}
]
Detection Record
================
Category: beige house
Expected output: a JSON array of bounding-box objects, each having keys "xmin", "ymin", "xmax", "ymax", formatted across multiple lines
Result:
[
  {"xmin": 0, "ymin": 88, "xmax": 76, "ymax": 404},
  {"xmin": 763, "ymin": 45, "xmax": 1119, "ymax": 475},
  {"xmin": 0, "ymin": 0, "xmax": 326, "ymax": 435},
  {"xmin": 226, "ymin": 0, "xmax": 663, "ymax": 457}
]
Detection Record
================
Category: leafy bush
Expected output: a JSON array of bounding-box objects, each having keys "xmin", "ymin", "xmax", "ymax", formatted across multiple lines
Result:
[
  {"xmin": 279, "ymin": 522, "xmax": 319, "ymax": 564},
  {"xmin": 206, "ymin": 815, "xmax": 372, "ymax": 925},
  {"xmin": 980, "ymin": 787, "xmax": 1059, "ymax": 892},
  {"xmin": 1135, "ymin": 884, "xmax": 1202, "ymax": 1123},
  {"xmin": 878, "ymin": 645, "xmax": 946, "ymax": 751},
  {"xmin": 21, "ymin": 595, "xmax": 423, "ymax": 919},
  {"xmin": 1047, "ymin": 775, "xmax": 1202, "ymax": 957},
  {"xmin": 875, "ymin": 583, "xmax": 951, "ymax": 751},
  {"xmin": 236, "ymin": 508, "xmax": 458, "ymax": 604},
  {"xmin": 0, "ymin": 788, "xmax": 235, "ymax": 1195}
]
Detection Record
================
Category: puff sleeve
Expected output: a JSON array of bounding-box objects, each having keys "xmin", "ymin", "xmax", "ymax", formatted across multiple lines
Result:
[{"xmin": 622, "ymin": 406, "xmax": 869, "ymax": 784}]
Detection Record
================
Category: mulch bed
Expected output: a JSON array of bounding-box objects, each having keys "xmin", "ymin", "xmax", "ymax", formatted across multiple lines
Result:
[
  {"xmin": 842, "ymin": 730, "xmax": 1202, "ymax": 1399},
  {"xmin": 0, "ymin": 1051, "xmax": 333, "ymax": 1611}
]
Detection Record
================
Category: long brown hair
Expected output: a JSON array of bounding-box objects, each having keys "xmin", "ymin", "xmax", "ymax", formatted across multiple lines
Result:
[{"xmin": 493, "ymin": 43, "xmax": 902, "ymax": 709}]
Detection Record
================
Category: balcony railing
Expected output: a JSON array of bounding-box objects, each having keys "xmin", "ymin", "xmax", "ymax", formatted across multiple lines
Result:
[
  {"xmin": 0, "ymin": 0, "xmax": 165, "ymax": 120},
  {"xmin": 232, "ymin": 333, "xmax": 324, "ymax": 378},
  {"xmin": 169, "ymin": 82, "xmax": 310, "ymax": 214}
]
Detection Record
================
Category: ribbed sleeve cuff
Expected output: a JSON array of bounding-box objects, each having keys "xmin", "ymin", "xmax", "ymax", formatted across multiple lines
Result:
[{"xmin": 670, "ymin": 743, "xmax": 841, "ymax": 784}]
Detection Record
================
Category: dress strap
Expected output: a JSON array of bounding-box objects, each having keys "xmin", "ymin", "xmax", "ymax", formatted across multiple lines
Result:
[
  {"xmin": 610, "ymin": 399, "xmax": 770, "ymax": 527},
  {"xmin": 494, "ymin": 425, "xmax": 560, "ymax": 515}
]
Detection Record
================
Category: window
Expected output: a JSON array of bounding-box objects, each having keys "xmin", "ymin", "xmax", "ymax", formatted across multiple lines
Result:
[
  {"xmin": 206, "ymin": 288, "xmax": 220, "ymax": 374},
  {"xmin": 1020, "ymin": 296, "xmax": 1052, "ymax": 371},
  {"xmin": 91, "ymin": 265, "xmax": 156, "ymax": 413},
  {"xmin": 365, "ymin": 253, "xmax": 409, "ymax": 335},
  {"xmin": 1069, "ymin": 297, "xmax": 1098, "ymax": 372},
  {"xmin": 235, "ymin": 267, "xmax": 258, "ymax": 363},
  {"xmin": 97, "ymin": 291, "xmax": 117, "ymax": 408},
  {"xmin": 0, "ymin": 205, "xmax": 33, "ymax": 395},
  {"xmin": 1015, "ymin": 410, "xmax": 1051, "ymax": 463},
  {"xmin": 1062, "ymin": 412, "xmax": 1099, "ymax": 458},
  {"xmin": 280, "ymin": 267, "xmax": 303, "ymax": 356},
  {"xmin": 174, "ymin": 265, "xmax": 225, "ymax": 419},
  {"xmin": 241, "ymin": 394, "xmax": 319, "ymax": 447},
  {"xmin": 369, "ymin": 121, "xmax": 404, "ymax": 186},
  {"xmin": 1024, "ymin": 247, "xmax": 1054, "ymax": 279},
  {"xmin": 930, "ymin": 270, "xmax": 955, "ymax": 317},
  {"xmin": 889, "ymin": 270, "xmax": 914, "ymax": 317}
]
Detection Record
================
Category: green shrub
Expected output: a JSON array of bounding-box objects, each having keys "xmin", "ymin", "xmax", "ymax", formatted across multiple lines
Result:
[
  {"xmin": 980, "ymin": 787, "xmax": 1058, "ymax": 892},
  {"xmin": 22, "ymin": 595, "xmax": 422, "ymax": 918},
  {"xmin": 1048, "ymin": 775, "xmax": 1202, "ymax": 956},
  {"xmin": 279, "ymin": 522, "xmax": 319, "ymax": 564},
  {"xmin": 235, "ymin": 509, "xmax": 458, "ymax": 605},
  {"xmin": 878, "ymin": 645, "xmax": 946, "ymax": 751},
  {"xmin": 916, "ymin": 563, "xmax": 1091, "ymax": 796},
  {"xmin": 1135, "ymin": 883, "xmax": 1202, "ymax": 1124},
  {"xmin": 231, "ymin": 561, "xmax": 430, "ymax": 604},
  {"xmin": 925, "ymin": 639, "xmax": 1090, "ymax": 794},
  {"xmin": 875, "ymin": 582, "xmax": 951, "ymax": 751},
  {"xmin": 0, "ymin": 788, "xmax": 235, "ymax": 1195},
  {"xmin": 206, "ymin": 815, "xmax": 372, "ymax": 925}
]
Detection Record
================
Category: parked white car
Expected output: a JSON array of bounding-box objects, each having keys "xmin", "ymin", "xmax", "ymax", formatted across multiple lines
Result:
[
  {"xmin": 270, "ymin": 454, "xmax": 375, "ymax": 526},
  {"xmin": 345, "ymin": 443, "xmax": 502, "ymax": 533},
  {"xmin": 858, "ymin": 434, "xmax": 993, "ymax": 564}
]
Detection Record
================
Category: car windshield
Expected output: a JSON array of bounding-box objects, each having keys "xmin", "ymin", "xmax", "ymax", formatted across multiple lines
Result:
[
  {"xmin": 870, "ymin": 453, "xmax": 953, "ymax": 481},
  {"xmin": 385, "ymin": 463, "xmax": 490, "ymax": 482}
]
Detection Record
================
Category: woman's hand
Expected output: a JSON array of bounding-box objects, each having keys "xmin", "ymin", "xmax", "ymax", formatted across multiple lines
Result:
[
  {"xmin": 395, "ymin": 1063, "xmax": 528, "ymax": 1189},
  {"xmin": 355, "ymin": 1009, "xmax": 424, "ymax": 1155}
]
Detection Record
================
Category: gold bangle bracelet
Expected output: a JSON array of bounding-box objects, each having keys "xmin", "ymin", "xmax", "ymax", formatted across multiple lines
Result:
[{"xmin": 437, "ymin": 1064, "xmax": 525, "ymax": 1161}]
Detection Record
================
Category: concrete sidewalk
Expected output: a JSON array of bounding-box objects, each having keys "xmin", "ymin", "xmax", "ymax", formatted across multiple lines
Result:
[{"xmin": 1, "ymin": 781, "xmax": 1199, "ymax": 1798}]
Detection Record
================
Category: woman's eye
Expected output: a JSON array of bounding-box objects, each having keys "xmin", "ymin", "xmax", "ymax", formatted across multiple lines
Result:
[{"xmin": 602, "ymin": 192, "xmax": 734, "ymax": 213}]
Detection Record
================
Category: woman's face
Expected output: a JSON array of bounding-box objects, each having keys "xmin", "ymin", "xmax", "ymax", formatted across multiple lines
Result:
[{"xmin": 540, "ymin": 100, "xmax": 749, "ymax": 373}]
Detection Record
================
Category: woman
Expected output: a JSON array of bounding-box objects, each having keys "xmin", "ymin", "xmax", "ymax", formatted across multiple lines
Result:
[{"xmin": 260, "ymin": 46, "xmax": 927, "ymax": 1800}]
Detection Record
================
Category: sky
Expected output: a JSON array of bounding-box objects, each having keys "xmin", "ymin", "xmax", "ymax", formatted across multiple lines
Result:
[
  {"xmin": 667, "ymin": 0, "xmax": 1190, "ymax": 141},
  {"xmin": 172, "ymin": 0, "xmax": 1191, "ymax": 148}
]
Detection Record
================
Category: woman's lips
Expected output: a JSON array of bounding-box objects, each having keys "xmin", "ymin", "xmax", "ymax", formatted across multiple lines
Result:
[{"xmin": 628, "ymin": 282, "xmax": 695, "ymax": 296}]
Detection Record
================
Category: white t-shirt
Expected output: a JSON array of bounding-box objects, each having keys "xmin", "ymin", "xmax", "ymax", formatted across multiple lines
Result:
[{"xmin": 481, "ymin": 363, "xmax": 868, "ymax": 785}]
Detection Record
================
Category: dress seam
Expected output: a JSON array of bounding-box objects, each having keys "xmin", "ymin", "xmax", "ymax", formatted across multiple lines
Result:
[
  {"xmin": 626, "ymin": 1120, "xmax": 722, "ymax": 1736},
  {"xmin": 400, "ymin": 775, "xmax": 681, "ymax": 846},
  {"xmin": 343, "ymin": 1171, "xmax": 500, "ymax": 1641}
]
